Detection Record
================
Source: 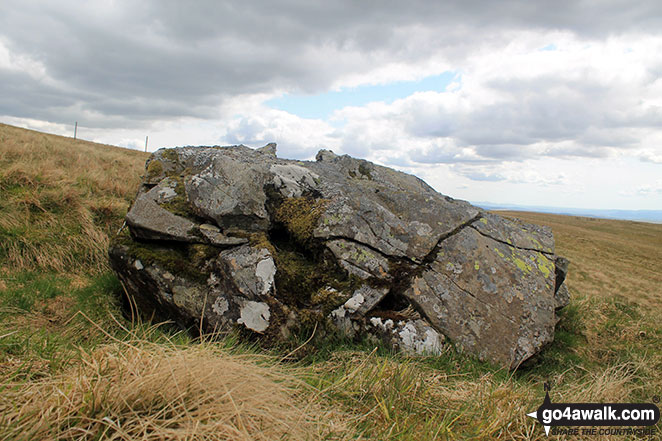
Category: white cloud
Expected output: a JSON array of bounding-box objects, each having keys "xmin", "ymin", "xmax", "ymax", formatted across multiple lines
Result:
[
  {"xmin": 224, "ymin": 109, "xmax": 340, "ymax": 159},
  {"xmin": 1, "ymin": 1, "xmax": 662, "ymax": 209},
  {"xmin": 635, "ymin": 180, "xmax": 662, "ymax": 196}
]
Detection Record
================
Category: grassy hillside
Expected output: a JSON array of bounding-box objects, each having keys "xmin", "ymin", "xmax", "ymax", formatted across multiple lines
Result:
[
  {"xmin": 0, "ymin": 124, "xmax": 660, "ymax": 440},
  {"xmin": 0, "ymin": 123, "xmax": 148, "ymax": 274}
]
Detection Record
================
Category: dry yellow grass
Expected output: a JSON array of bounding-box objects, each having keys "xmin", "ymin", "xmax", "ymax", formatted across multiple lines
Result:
[
  {"xmin": 0, "ymin": 123, "xmax": 148, "ymax": 274},
  {"xmin": 0, "ymin": 338, "xmax": 348, "ymax": 441}
]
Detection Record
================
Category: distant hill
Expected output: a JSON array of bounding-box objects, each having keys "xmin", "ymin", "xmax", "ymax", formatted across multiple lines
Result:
[{"xmin": 475, "ymin": 202, "xmax": 662, "ymax": 223}]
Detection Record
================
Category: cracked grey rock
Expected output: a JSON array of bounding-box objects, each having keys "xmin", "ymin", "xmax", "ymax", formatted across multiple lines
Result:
[
  {"xmin": 109, "ymin": 242, "xmax": 278, "ymax": 335},
  {"xmin": 110, "ymin": 143, "xmax": 569, "ymax": 369},
  {"xmin": 404, "ymin": 227, "xmax": 557, "ymax": 368},
  {"xmin": 216, "ymin": 245, "xmax": 276, "ymax": 300},
  {"xmin": 315, "ymin": 149, "xmax": 337, "ymax": 162},
  {"xmin": 126, "ymin": 192, "xmax": 198, "ymax": 242},
  {"xmin": 326, "ymin": 239, "xmax": 390, "ymax": 280},
  {"xmin": 185, "ymin": 156, "xmax": 271, "ymax": 231},
  {"xmin": 472, "ymin": 212, "xmax": 555, "ymax": 254},
  {"xmin": 270, "ymin": 163, "xmax": 319, "ymax": 198},
  {"xmin": 309, "ymin": 154, "xmax": 480, "ymax": 261}
]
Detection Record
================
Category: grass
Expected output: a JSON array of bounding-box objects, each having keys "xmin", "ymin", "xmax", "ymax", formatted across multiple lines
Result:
[
  {"xmin": 0, "ymin": 123, "xmax": 661, "ymax": 440},
  {"xmin": 1, "ymin": 338, "xmax": 344, "ymax": 440},
  {"xmin": 0, "ymin": 122, "xmax": 148, "ymax": 274}
]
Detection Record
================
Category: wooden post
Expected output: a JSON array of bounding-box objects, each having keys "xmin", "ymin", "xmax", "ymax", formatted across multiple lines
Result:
[
  {"xmin": 74, "ymin": 122, "xmax": 77, "ymax": 140},
  {"xmin": 145, "ymin": 136, "xmax": 148, "ymax": 152}
]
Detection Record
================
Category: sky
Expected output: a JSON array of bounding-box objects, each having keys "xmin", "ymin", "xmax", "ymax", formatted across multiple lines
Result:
[{"xmin": 1, "ymin": 1, "xmax": 661, "ymax": 210}]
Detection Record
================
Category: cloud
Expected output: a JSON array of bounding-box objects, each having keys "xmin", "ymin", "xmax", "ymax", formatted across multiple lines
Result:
[
  {"xmin": 1, "ymin": 0, "xmax": 662, "ymax": 209},
  {"xmin": 224, "ymin": 109, "xmax": 340, "ymax": 159},
  {"xmin": 450, "ymin": 162, "xmax": 568, "ymax": 186},
  {"xmin": 2, "ymin": 0, "xmax": 662, "ymax": 128},
  {"xmin": 635, "ymin": 180, "xmax": 662, "ymax": 195},
  {"xmin": 639, "ymin": 150, "xmax": 662, "ymax": 164}
]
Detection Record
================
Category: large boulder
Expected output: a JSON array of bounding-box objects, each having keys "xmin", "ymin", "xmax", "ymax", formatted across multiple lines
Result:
[{"xmin": 109, "ymin": 144, "xmax": 570, "ymax": 369}]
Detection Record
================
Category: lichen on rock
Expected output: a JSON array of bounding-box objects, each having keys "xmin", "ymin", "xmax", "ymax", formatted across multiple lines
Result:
[{"xmin": 109, "ymin": 143, "xmax": 570, "ymax": 369}]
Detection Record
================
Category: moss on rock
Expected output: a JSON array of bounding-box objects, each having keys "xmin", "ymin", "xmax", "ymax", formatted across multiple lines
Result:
[
  {"xmin": 156, "ymin": 176, "xmax": 208, "ymax": 225},
  {"xmin": 145, "ymin": 160, "xmax": 163, "ymax": 180},
  {"xmin": 114, "ymin": 234, "xmax": 218, "ymax": 283},
  {"xmin": 273, "ymin": 197, "xmax": 328, "ymax": 245},
  {"xmin": 160, "ymin": 148, "xmax": 180, "ymax": 162},
  {"xmin": 159, "ymin": 177, "xmax": 192, "ymax": 218},
  {"xmin": 270, "ymin": 247, "xmax": 361, "ymax": 311}
]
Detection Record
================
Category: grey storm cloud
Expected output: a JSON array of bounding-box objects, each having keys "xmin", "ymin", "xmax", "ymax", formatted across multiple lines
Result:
[{"xmin": 2, "ymin": 0, "xmax": 662, "ymax": 128}]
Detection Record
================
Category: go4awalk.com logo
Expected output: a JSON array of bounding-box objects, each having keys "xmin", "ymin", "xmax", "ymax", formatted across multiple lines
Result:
[{"xmin": 527, "ymin": 383, "xmax": 660, "ymax": 437}]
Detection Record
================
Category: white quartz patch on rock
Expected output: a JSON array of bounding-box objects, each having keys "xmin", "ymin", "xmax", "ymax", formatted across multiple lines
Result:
[
  {"xmin": 237, "ymin": 300, "xmax": 271, "ymax": 333},
  {"xmin": 255, "ymin": 255, "xmax": 276, "ymax": 295},
  {"xmin": 343, "ymin": 292, "xmax": 365, "ymax": 313},
  {"xmin": 368, "ymin": 317, "xmax": 444, "ymax": 356},
  {"xmin": 270, "ymin": 164, "xmax": 319, "ymax": 197},
  {"xmin": 398, "ymin": 321, "xmax": 443, "ymax": 355},
  {"xmin": 219, "ymin": 246, "xmax": 276, "ymax": 300}
]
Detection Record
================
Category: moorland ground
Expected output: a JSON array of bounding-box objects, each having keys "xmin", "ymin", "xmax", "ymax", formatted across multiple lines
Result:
[{"xmin": 1, "ymin": 123, "xmax": 660, "ymax": 440}]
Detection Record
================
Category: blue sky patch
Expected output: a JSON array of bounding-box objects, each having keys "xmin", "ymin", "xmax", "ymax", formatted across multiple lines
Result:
[{"xmin": 266, "ymin": 71, "xmax": 458, "ymax": 120}]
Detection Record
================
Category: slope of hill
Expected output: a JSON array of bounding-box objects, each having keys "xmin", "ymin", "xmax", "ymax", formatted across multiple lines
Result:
[
  {"xmin": 0, "ymin": 123, "xmax": 149, "ymax": 274},
  {"xmin": 0, "ymin": 124, "xmax": 660, "ymax": 440}
]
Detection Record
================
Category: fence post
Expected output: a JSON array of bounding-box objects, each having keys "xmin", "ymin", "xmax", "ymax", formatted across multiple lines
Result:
[
  {"xmin": 74, "ymin": 122, "xmax": 77, "ymax": 140},
  {"xmin": 145, "ymin": 136, "xmax": 148, "ymax": 152}
]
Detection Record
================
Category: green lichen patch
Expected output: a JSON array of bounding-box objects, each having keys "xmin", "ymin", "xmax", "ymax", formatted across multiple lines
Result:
[
  {"xmin": 529, "ymin": 236, "xmax": 542, "ymax": 249},
  {"xmin": 535, "ymin": 252, "xmax": 554, "ymax": 279},
  {"xmin": 512, "ymin": 256, "xmax": 532, "ymax": 274}
]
